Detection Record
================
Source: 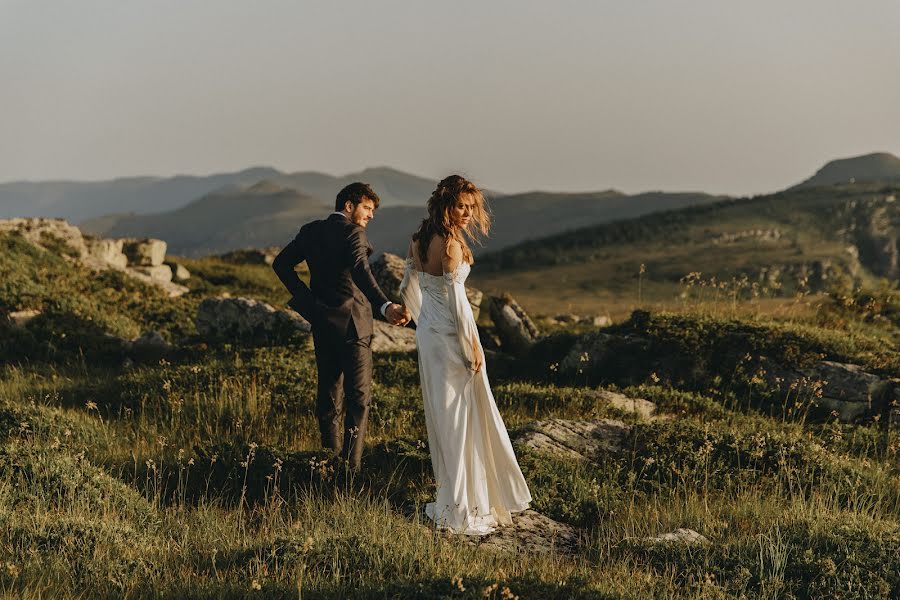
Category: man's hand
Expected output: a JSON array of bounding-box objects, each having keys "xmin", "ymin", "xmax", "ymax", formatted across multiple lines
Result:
[{"xmin": 386, "ymin": 303, "xmax": 411, "ymax": 326}]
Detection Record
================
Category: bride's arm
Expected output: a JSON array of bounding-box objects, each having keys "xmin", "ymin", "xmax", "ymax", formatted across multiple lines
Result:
[
  {"xmin": 398, "ymin": 241, "xmax": 422, "ymax": 324},
  {"xmin": 443, "ymin": 239, "xmax": 483, "ymax": 372}
]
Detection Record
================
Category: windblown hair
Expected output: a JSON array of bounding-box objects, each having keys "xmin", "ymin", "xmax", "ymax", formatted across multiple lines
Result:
[
  {"xmin": 412, "ymin": 175, "xmax": 490, "ymax": 265},
  {"xmin": 335, "ymin": 182, "xmax": 380, "ymax": 211}
]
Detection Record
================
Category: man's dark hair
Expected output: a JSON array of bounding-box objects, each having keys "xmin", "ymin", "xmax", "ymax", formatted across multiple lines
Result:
[{"xmin": 335, "ymin": 182, "xmax": 380, "ymax": 211}]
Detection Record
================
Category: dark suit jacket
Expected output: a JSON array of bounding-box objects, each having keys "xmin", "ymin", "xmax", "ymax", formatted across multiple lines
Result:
[{"xmin": 272, "ymin": 213, "xmax": 390, "ymax": 340}]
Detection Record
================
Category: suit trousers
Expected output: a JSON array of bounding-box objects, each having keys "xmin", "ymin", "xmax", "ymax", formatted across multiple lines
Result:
[{"xmin": 311, "ymin": 324, "xmax": 373, "ymax": 470}]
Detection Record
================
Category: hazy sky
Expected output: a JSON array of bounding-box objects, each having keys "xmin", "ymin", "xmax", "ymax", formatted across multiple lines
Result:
[{"xmin": 2, "ymin": 1, "xmax": 899, "ymax": 195}]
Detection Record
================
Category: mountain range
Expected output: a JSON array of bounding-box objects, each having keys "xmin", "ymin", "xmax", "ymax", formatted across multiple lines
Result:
[
  {"xmin": 81, "ymin": 183, "xmax": 727, "ymax": 257},
  {"xmin": 5, "ymin": 151, "xmax": 900, "ymax": 261},
  {"xmin": 0, "ymin": 166, "xmax": 439, "ymax": 222}
]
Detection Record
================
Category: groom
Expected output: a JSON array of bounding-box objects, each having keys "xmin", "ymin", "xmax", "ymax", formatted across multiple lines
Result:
[{"xmin": 273, "ymin": 182, "xmax": 409, "ymax": 471}]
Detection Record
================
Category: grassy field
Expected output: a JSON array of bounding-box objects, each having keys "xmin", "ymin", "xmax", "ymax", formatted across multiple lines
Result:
[{"xmin": 0, "ymin": 214, "xmax": 898, "ymax": 598}]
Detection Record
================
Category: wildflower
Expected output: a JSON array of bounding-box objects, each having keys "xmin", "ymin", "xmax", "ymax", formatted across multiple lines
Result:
[
  {"xmin": 452, "ymin": 576, "xmax": 466, "ymax": 592},
  {"xmin": 251, "ymin": 579, "xmax": 262, "ymax": 591},
  {"xmin": 649, "ymin": 372, "xmax": 660, "ymax": 383},
  {"xmin": 85, "ymin": 400, "xmax": 98, "ymax": 411},
  {"xmin": 483, "ymin": 582, "xmax": 499, "ymax": 597},
  {"xmin": 500, "ymin": 586, "xmax": 519, "ymax": 600},
  {"xmin": 5, "ymin": 562, "xmax": 20, "ymax": 578}
]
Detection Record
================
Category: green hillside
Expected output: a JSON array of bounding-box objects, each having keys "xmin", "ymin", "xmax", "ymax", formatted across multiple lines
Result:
[
  {"xmin": 0, "ymin": 225, "xmax": 897, "ymax": 598},
  {"xmin": 472, "ymin": 184, "xmax": 899, "ymax": 320}
]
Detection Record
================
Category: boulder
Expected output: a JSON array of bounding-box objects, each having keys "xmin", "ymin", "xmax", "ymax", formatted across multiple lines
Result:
[
  {"xmin": 129, "ymin": 265, "xmax": 173, "ymax": 284},
  {"xmin": 371, "ymin": 320, "xmax": 417, "ymax": 353},
  {"xmin": 121, "ymin": 238, "xmax": 167, "ymax": 266},
  {"xmin": 645, "ymin": 528, "xmax": 710, "ymax": 545},
  {"xmin": 0, "ymin": 218, "xmax": 88, "ymax": 259},
  {"xmin": 487, "ymin": 295, "xmax": 540, "ymax": 356},
  {"xmin": 516, "ymin": 418, "xmax": 630, "ymax": 461},
  {"xmin": 768, "ymin": 359, "xmax": 899, "ymax": 423},
  {"xmin": 167, "ymin": 262, "xmax": 191, "ymax": 281},
  {"xmin": 124, "ymin": 268, "xmax": 189, "ymax": 298},
  {"xmin": 130, "ymin": 330, "xmax": 172, "ymax": 353},
  {"xmin": 593, "ymin": 389, "xmax": 658, "ymax": 420},
  {"xmin": 6, "ymin": 309, "xmax": 41, "ymax": 329},
  {"xmin": 468, "ymin": 510, "xmax": 579, "ymax": 555},
  {"xmin": 196, "ymin": 296, "xmax": 311, "ymax": 342},
  {"xmin": 371, "ymin": 252, "xmax": 484, "ymax": 319},
  {"xmin": 84, "ymin": 237, "xmax": 128, "ymax": 270}
]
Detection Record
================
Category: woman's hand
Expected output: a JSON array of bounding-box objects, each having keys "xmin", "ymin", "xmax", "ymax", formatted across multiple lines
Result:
[{"xmin": 471, "ymin": 339, "xmax": 483, "ymax": 373}]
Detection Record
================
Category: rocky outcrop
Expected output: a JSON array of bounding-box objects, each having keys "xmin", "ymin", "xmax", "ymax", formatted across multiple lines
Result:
[
  {"xmin": 5, "ymin": 309, "xmax": 41, "ymax": 329},
  {"xmin": 196, "ymin": 297, "xmax": 311, "ymax": 342},
  {"xmin": 122, "ymin": 238, "xmax": 167, "ymax": 267},
  {"xmin": 775, "ymin": 360, "xmax": 900, "ymax": 423},
  {"xmin": 85, "ymin": 237, "xmax": 128, "ymax": 270},
  {"xmin": 130, "ymin": 265, "xmax": 173, "ymax": 284},
  {"xmin": 713, "ymin": 228, "xmax": 782, "ymax": 244},
  {"xmin": 0, "ymin": 218, "xmax": 187, "ymax": 296},
  {"xmin": 371, "ymin": 252, "xmax": 484, "ymax": 320},
  {"xmin": 0, "ymin": 218, "xmax": 89, "ymax": 259},
  {"xmin": 370, "ymin": 320, "xmax": 417, "ymax": 353},
  {"xmin": 469, "ymin": 510, "xmax": 579, "ymax": 555},
  {"xmin": 849, "ymin": 196, "xmax": 899, "ymax": 280},
  {"xmin": 516, "ymin": 418, "xmax": 631, "ymax": 461},
  {"xmin": 487, "ymin": 295, "xmax": 539, "ymax": 356}
]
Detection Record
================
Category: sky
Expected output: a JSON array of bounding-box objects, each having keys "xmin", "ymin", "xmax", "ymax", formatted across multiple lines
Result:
[{"xmin": 2, "ymin": 0, "xmax": 899, "ymax": 196}]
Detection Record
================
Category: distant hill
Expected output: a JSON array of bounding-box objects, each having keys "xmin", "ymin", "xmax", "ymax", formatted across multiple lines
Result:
[
  {"xmin": 472, "ymin": 183, "xmax": 899, "ymax": 316},
  {"xmin": 0, "ymin": 166, "xmax": 441, "ymax": 222},
  {"xmin": 792, "ymin": 152, "xmax": 900, "ymax": 189},
  {"xmin": 82, "ymin": 182, "xmax": 330, "ymax": 256},
  {"xmin": 83, "ymin": 185, "xmax": 726, "ymax": 257}
]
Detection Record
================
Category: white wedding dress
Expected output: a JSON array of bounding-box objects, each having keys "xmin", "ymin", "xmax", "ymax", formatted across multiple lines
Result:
[{"xmin": 399, "ymin": 256, "xmax": 532, "ymax": 535}]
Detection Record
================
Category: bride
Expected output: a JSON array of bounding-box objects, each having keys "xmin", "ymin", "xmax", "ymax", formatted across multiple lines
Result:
[{"xmin": 399, "ymin": 175, "xmax": 532, "ymax": 535}]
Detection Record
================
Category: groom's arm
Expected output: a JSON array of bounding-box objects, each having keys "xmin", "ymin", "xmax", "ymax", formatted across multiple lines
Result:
[
  {"xmin": 346, "ymin": 226, "xmax": 392, "ymax": 317},
  {"xmin": 272, "ymin": 226, "xmax": 320, "ymax": 323}
]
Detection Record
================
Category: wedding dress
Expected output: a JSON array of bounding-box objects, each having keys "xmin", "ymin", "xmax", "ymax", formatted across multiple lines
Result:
[{"xmin": 399, "ymin": 255, "xmax": 532, "ymax": 535}]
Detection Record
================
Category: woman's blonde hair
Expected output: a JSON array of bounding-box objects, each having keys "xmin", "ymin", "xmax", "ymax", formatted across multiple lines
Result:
[{"xmin": 413, "ymin": 175, "xmax": 490, "ymax": 264}]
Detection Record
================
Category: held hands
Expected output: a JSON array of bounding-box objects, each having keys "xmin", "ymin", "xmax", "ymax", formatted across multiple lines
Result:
[{"xmin": 386, "ymin": 303, "xmax": 411, "ymax": 326}]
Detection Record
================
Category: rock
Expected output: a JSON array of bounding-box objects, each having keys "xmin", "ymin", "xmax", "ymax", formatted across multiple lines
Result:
[
  {"xmin": 770, "ymin": 360, "xmax": 899, "ymax": 423},
  {"xmin": 587, "ymin": 315, "xmax": 611, "ymax": 327},
  {"xmin": 645, "ymin": 528, "xmax": 710, "ymax": 545},
  {"xmin": 131, "ymin": 331, "xmax": 172, "ymax": 350},
  {"xmin": 371, "ymin": 320, "xmax": 417, "ymax": 353},
  {"xmin": 487, "ymin": 295, "xmax": 540, "ymax": 356},
  {"xmin": 371, "ymin": 252, "xmax": 484, "ymax": 319},
  {"xmin": 593, "ymin": 389, "xmax": 657, "ymax": 420},
  {"xmin": 196, "ymin": 297, "xmax": 311, "ymax": 342},
  {"xmin": 124, "ymin": 268, "xmax": 189, "ymax": 298},
  {"xmin": 168, "ymin": 262, "xmax": 191, "ymax": 281},
  {"xmin": 121, "ymin": 238, "xmax": 167, "ymax": 266},
  {"xmin": 6, "ymin": 309, "xmax": 41, "ymax": 329},
  {"xmin": 516, "ymin": 418, "xmax": 630, "ymax": 461},
  {"xmin": 0, "ymin": 218, "xmax": 88, "ymax": 259},
  {"xmin": 129, "ymin": 265, "xmax": 173, "ymax": 284},
  {"xmin": 469, "ymin": 510, "xmax": 578, "ymax": 555},
  {"xmin": 84, "ymin": 237, "xmax": 128, "ymax": 270}
]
